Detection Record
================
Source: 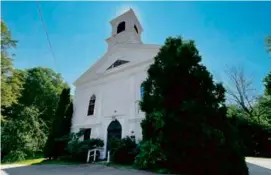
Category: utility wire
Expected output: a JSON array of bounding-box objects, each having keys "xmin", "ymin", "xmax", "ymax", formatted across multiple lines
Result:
[{"xmin": 36, "ymin": 1, "xmax": 57, "ymax": 70}]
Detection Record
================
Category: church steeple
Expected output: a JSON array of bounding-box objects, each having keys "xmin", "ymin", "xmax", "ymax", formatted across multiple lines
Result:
[{"xmin": 106, "ymin": 9, "xmax": 143, "ymax": 49}]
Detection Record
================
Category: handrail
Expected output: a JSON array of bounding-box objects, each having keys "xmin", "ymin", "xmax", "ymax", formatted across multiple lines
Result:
[{"xmin": 86, "ymin": 147, "xmax": 103, "ymax": 163}]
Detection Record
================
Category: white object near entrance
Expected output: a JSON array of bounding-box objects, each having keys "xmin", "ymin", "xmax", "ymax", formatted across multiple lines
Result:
[
  {"xmin": 107, "ymin": 151, "xmax": 110, "ymax": 163},
  {"xmin": 93, "ymin": 149, "xmax": 96, "ymax": 162},
  {"xmin": 86, "ymin": 150, "xmax": 91, "ymax": 163},
  {"xmin": 86, "ymin": 148, "xmax": 99, "ymax": 163}
]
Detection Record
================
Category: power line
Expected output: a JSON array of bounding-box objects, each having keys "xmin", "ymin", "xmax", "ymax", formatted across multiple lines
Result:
[{"xmin": 36, "ymin": 1, "xmax": 57, "ymax": 70}]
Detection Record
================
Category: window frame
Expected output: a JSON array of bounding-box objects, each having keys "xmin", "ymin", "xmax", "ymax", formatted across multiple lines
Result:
[
  {"xmin": 140, "ymin": 85, "xmax": 144, "ymax": 99},
  {"xmin": 87, "ymin": 95, "xmax": 96, "ymax": 116},
  {"xmin": 83, "ymin": 128, "xmax": 92, "ymax": 141}
]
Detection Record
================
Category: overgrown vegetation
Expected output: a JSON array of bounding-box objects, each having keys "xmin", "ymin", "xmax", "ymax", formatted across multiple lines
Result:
[
  {"xmin": 226, "ymin": 69, "xmax": 271, "ymax": 158},
  {"xmin": 225, "ymin": 38, "xmax": 271, "ymax": 158},
  {"xmin": 59, "ymin": 131, "xmax": 104, "ymax": 162},
  {"xmin": 109, "ymin": 136, "xmax": 138, "ymax": 165},
  {"xmin": 134, "ymin": 140, "xmax": 166, "ymax": 171},
  {"xmin": 135, "ymin": 37, "xmax": 249, "ymax": 174}
]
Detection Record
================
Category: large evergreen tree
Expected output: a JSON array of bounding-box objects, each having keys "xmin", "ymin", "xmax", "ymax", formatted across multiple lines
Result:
[
  {"xmin": 44, "ymin": 88, "xmax": 73, "ymax": 159},
  {"xmin": 137, "ymin": 37, "xmax": 248, "ymax": 174}
]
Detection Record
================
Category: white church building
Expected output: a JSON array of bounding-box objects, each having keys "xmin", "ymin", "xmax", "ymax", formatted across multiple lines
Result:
[{"xmin": 72, "ymin": 9, "xmax": 161, "ymax": 159}]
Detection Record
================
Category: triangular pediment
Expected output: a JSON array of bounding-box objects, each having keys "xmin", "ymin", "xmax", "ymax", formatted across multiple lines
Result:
[
  {"xmin": 74, "ymin": 43, "xmax": 161, "ymax": 86},
  {"xmin": 106, "ymin": 60, "xmax": 130, "ymax": 70}
]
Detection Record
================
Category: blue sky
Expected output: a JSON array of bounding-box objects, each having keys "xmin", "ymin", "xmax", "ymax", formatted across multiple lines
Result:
[{"xmin": 2, "ymin": 1, "xmax": 271, "ymax": 95}]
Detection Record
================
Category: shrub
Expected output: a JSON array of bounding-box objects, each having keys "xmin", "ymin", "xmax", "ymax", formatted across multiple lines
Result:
[
  {"xmin": 109, "ymin": 136, "xmax": 138, "ymax": 165},
  {"xmin": 1, "ymin": 150, "xmax": 27, "ymax": 163},
  {"xmin": 229, "ymin": 116, "xmax": 271, "ymax": 158},
  {"xmin": 134, "ymin": 141, "xmax": 166, "ymax": 171},
  {"xmin": 62, "ymin": 132, "xmax": 104, "ymax": 162},
  {"xmin": 1, "ymin": 106, "xmax": 46, "ymax": 162}
]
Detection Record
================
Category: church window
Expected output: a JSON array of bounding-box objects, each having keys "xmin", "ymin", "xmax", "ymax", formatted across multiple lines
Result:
[
  {"xmin": 134, "ymin": 25, "xmax": 138, "ymax": 34},
  {"xmin": 140, "ymin": 85, "xmax": 144, "ymax": 99},
  {"xmin": 117, "ymin": 21, "xmax": 125, "ymax": 34},
  {"xmin": 80, "ymin": 128, "xmax": 92, "ymax": 140},
  {"xmin": 107, "ymin": 60, "xmax": 129, "ymax": 70},
  {"xmin": 87, "ymin": 95, "xmax": 96, "ymax": 116},
  {"xmin": 83, "ymin": 128, "xmax": 91, "ymax": 140}
]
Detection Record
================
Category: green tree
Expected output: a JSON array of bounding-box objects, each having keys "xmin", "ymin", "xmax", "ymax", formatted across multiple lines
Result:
[
  {"xmin": 63, "ymin": 101, "xmax": 73, "ymax": 137},
  {"xmin": 44, "ymin": 88, "xmax": 72, "ymax": 159},
  {"xmin": 256, "ymin": 71, "xmax": 271, "ymax": 125},
  {"xmin": 1, "ymin": 21, "xmax": 24, "ymax": 110},
  {"xmin": 1, "ymin": 105, "xmax": 46, "ymax": 162},
  {"xmin": 136, "ymin": 37, "xmax": 248, "ymax": 174},
  {"xmin": 263, "ymin": 71, "xmax": 271, "ymax": 96},
  {"xmin": 18, "ymin": 67, "xmax": 69, "ymax": 132},
  {"xmin": 1, "ymin": 21, "xmax": 70, "ymax": 162}
]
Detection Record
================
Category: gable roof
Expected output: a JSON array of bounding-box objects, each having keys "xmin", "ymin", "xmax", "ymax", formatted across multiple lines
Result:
[{"xmin": 73, "ymin": 43, "xmax": 161, "ymax": 86}]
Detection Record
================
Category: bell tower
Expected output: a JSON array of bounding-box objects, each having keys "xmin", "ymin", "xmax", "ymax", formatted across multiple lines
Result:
[{"xmin": 106, "ymin": 9, "xmax": 143, "ymax": 49}]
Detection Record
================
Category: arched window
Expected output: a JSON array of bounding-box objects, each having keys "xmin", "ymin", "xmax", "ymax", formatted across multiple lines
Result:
[
  {"xmin": 140, "ymin": 84, "xmax": 144, "ymax": 99},
  {"xmin": 117, "ymin": 21, "xmax": 125, "ymax": 34},
  {"xmin": 87, "ymin": 95, "xmax": 96, "ymax": 116},
  {"xmin": 134, "ymin": 25, "xmax": 138, "ymax": 34}
]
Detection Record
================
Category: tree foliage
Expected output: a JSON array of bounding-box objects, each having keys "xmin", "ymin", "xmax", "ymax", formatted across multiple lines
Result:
[
  {"xmin": 18, "ymin": 67, "xmax": 69, "ymax": 127},
  {"xmin": 256, "ymin": 71, "xmax": 271, "ymax": 125},
  {"xmin": 136, "ymin": 37, "xmax": 248, "ymax": 174},
  {"xmin": 224, "ymin": 37, "xmax": 271, "ymax": 158},
  {"xmin": 1, "ymin": 21, "xmax": 24, "ymax": 110},
  {"xmin": 109, "ymin": 136, "xmax": 138, "ymax": 165},
  {"xmin": 225, "ymin": 66, "xmax": 271, "ymax": 125},
  {"xmin": 227, "ymin": 104, "xmax": 271, "ymax": 157},
  {"xmin": 1, "ymin": 21, "xmax": 71, "ymax": 162},
  {"xmin": 60, "ymin": 131, "xmax": 104, "ymax": 162},
  {"xmin": 1, "ymin": 106, "xmax": 47, "ymax": 162},
  {"xmin": 44, "ymin": 88, "xmax": 73, "ymax": 159},
  {"xmin": 263, "ymin": 71, "xmax": 271, "ymax": 96}
]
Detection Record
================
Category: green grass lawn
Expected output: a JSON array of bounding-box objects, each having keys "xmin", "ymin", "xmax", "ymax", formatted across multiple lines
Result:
[
  {"xmin": 33, "ymin": 159, "xmax": 82, "ymax": 165},
  {"xmin": 1, "ymin": 158, "xmax": 83, "ymax": 165},
  {"xmin": 1, "ymin": 158, "xmax": 46, "ymax": 165}
]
